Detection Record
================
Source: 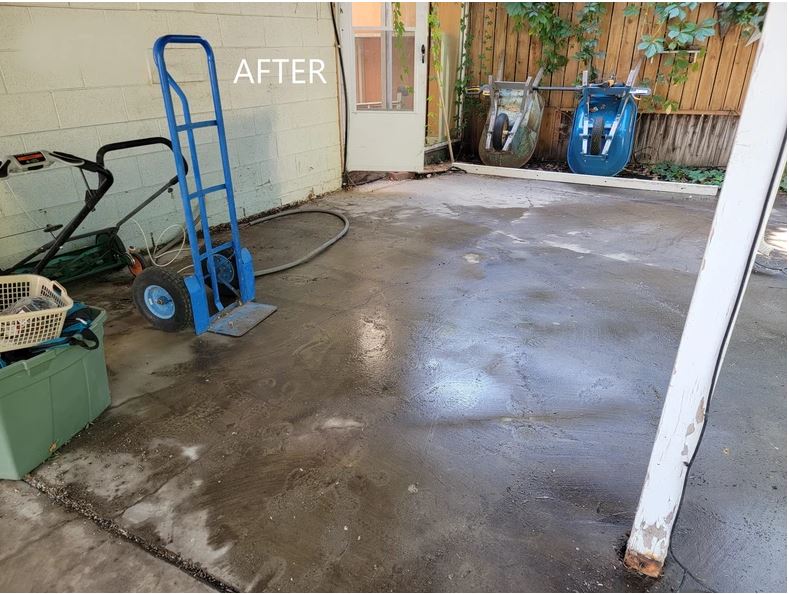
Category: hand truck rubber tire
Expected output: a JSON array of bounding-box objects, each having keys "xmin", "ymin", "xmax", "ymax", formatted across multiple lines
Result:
[
  {"xmin": 492, "ymin": 113, "xmax": 510, "ymax": 151},
  {"xmin": 132, "ymin": 267, "xmax": 193, "ymax": 332}
]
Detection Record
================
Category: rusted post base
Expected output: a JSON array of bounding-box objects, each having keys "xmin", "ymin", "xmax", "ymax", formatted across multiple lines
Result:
[{"xmin": 623, "ymin": 550, "xmax": 662, "ymax": 578}]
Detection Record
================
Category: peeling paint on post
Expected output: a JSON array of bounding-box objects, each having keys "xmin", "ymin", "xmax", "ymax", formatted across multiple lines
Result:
[{"xmin": 624, "ymin": 4, "xmax": 787, "ymax": 578}]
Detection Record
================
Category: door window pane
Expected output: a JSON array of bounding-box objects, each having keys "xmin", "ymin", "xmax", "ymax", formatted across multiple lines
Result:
[
  {"xmin": 395, "ymin": 3, "xmax": 416, "ymax": 27},
  {"xmin": 355, "ymin": 32, "xmax": 384, "ymax": 109},
  {"xmin": 352, "ymin": 2, "xmax": 383, "ymax": 27},
  {"xmin": 351, "ymin": 2, "xmax": 417, "ymax": 111},
  {"xmin": 392, "ymin": 31, "xmax": 414, "ymax": 110}
]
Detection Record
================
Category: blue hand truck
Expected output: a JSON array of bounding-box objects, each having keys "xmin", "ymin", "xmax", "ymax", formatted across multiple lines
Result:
[{"xmin": 131, "ymin": 35, "xmax": 276, "ymax": 336}]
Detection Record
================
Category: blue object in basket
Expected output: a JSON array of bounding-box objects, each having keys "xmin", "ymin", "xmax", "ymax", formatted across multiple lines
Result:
[{"xmin": 567, "ymin": 84, "xmax": 639, "ymax": 177}]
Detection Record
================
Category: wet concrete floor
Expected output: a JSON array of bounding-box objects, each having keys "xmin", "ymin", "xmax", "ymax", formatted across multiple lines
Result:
[{"xmin": 3, "ymin": 173, "xmax": 786, "ymax": 592}]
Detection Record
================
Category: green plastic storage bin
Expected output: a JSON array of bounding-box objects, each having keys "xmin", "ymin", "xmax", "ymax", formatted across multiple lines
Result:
[{"xmin": 0, "ymin": 309, "xmax": 110, "ymax": 480}]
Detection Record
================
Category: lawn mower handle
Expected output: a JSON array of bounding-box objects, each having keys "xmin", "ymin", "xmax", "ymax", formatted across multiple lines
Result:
[{"xmin": 96, "ymin": 136, "xmax": 189, "ymax": 180}]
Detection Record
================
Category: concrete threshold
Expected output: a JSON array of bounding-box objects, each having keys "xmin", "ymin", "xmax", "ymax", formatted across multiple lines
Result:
[
  {"xmin": 23, "ymin": 475, "xmax": 236, "ymax": 592},
  {"xmin": 453, "ymin": 161, "xmax": 720, "ymax": 198}
]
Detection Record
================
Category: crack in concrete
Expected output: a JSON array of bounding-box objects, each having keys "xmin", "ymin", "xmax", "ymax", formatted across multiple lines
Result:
[
  {"xmin": 23, "ymin": 476, "xmax": 237, "ymax": 593},
  {"xmin": 0, "ymin": 515, "xmax": 74, "ymax": 563}
]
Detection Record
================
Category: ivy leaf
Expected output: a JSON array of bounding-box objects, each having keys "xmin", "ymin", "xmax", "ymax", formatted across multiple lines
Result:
[
  {"xmin": 694, "ymin": 26, "xmax": 716, "ymax": 40},
  {"xmin": 667, "ymin": 6, "xmax": 684, "ymax": 20},
  {"xmin": 638, "ymin": 35, "xmax": 665, "ymax": 58},
  {"xmin": 623, "ymin": 4, "xmax": 639, "ymax": 17}
]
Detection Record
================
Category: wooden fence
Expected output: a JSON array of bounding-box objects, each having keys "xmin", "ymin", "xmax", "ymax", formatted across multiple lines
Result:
[{"xmin": 464, "ymin": 2, "xmax": 759, "ymax": 166}]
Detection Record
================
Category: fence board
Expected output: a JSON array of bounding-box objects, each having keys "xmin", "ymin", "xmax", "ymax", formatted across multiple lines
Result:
[
  {"xmin": 465, "ymin": 2, "xmax": 758, "ymax": 165},
  {"xmin": 469, "ymin": 1, "xmax": 484, "ymax": 85},
  {"xmin": 723, "ymin": 33, "xmax": 755, "ymax": 111},
  {"xmin": 480, "ymin": 3, "xmax": 497, "ymax": 80},
  {"xmin": 513, "ymin": 23, "xmax": 530, "ymax": 80},
  {"xmin": 708, "ymin": 25, "xmax": 741, "ymax": 110},
  {"xmin": 503, "ymin": 10, "xmax": 518, "ymax": 80},
  {"xmin": 492, "ymin": 3, "xmax": 508, "ymax": 78},
  {"xmin": 593, "ymin": 2, "xmax": 615, "ymax": 79},
  {"xmin": 616, "ymin": 6, "xmax": 640, "ymax": 83},
  {"xmin": 603, "ymin": 3, "xmax": 626, "ymax": 80},
  {"xmin": 560, "ymin": 3, "xmax": 582, "ymax": 109},
  {"xmin": 737, "ymin": 41, "xmax": 758, "ymax": 112}
]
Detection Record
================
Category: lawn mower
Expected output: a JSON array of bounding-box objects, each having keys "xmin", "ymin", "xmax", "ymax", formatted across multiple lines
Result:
[{"xmin": 0, "ymin": 137, "xmax": 186, "ymax": 283}]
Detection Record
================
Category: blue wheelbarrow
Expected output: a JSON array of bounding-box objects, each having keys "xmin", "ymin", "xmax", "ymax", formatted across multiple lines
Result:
[{"xmin": 565, "ymin": 66, "xmax": 650, "ymax": 177}]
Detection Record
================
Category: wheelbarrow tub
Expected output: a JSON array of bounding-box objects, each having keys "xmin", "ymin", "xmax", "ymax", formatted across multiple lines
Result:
[
  {"xmin": 479, "ymin": 91, "xmax": 545, "ymax": 169},
  {"xmin": 567, "ymin": 89, "xmax": 638, "ymax": 177}
]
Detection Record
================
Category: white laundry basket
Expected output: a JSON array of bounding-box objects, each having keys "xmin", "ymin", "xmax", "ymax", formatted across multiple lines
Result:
[{"xmin": 0, "ymin": 275, "xmax": 73, "ymax": 353}]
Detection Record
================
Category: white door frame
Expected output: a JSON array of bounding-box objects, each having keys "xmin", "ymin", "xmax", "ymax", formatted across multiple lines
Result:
[
  {"xmin": 338, "ymin": 2, "xmax": 428, "ymax": 172},
  {"xmin": 624, "ymin": 3, "xmax": 787, "ymax": 577}
]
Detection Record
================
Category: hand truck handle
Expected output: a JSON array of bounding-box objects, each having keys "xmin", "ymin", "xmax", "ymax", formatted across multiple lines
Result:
[{"xmin": 154, "ymin": 34, "xmax": 215, "ymax": 60}]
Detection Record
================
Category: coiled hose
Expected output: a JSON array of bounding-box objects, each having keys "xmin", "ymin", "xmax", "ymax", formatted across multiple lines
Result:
[{"xmin": 247, "ymin": 209, "xmax": 350, "ymax": 277}]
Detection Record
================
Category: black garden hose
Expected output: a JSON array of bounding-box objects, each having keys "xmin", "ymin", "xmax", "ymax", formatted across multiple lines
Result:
[{"xmin": 248, "ymin": 209, "xmax": 350, "ymax": 277}]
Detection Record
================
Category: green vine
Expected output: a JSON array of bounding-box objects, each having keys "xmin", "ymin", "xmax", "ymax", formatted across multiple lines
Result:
[
  {"xmin": 573, "ymin": 3, "xmax": 606, "ymax": 81},
  {"xmin": 505, "ymin": 3, "xmax": 574, "ymax": 74},
  {"xmin": 426, "ymin": 2, "xmax": 441, "ymax": 122},
  {"xmin": 503, "ymin": 2, "xmax": 765, "ymax": 113},
  {"xmin": 393, "ymin": 3, "xmax": 466, "ymax": 144},
  {"xmin": 505, "ymin": 2, "xmax": 606, "ymax": 77},
  {"xmin": 391, "ymin": 3, "xmax": 414, "ymax": 96},
  {"xmin": 633, "ymin": 3, "xmax": 716, "ymax": 112},
  {"xmin": 716, "ymin": 2, "xmax": 767, "ymax": 43},
  {"xmin": 454, "ymin": 8, "xmax": 480, "ymax": 136},
  {"xmin": 635, "ymin": 3, "xmax": 716, "ymax": 58}
]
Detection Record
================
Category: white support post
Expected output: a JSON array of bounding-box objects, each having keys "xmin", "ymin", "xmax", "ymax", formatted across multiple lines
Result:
[{"xmin": 624, "ymin": 4, "xmax": 787, "ymax": 578}]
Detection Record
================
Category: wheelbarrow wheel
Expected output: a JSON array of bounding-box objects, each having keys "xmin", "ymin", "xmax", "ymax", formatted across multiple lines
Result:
[
  {"xmin": 132, "ymin": 267, "xmax": 192, "ymax": 332},
  {"xmin": 590, "ymin": 115, "xmax": 605, "ymax": 156},
  {"xmin": 492, "ymin": 113, "xmax": 510, "ymax": 151}
]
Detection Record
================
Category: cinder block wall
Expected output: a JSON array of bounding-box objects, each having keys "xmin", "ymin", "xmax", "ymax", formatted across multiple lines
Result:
[{"xmin": 0, "ymin": 2, "xmax": 341, "ymax": 268}]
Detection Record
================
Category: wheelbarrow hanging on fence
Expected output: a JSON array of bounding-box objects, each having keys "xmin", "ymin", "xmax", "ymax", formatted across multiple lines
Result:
[
  {"xmin": 565, "ymin": 64, "xmax": 650, "ymax": 177},
  {"xmin": 476, "ymin": 68, "xmax": 546, "ymax": 168}
]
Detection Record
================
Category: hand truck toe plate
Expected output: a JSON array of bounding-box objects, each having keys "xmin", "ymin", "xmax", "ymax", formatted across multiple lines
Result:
[{"xmin": 207, "ymin": 301, "xmax": 277, "ymax": 337}]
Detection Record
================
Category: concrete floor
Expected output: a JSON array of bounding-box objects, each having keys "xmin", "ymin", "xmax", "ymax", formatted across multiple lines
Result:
[{"xmin": 0, "ymin": 172, "xmax": 785, "ymax": 592}]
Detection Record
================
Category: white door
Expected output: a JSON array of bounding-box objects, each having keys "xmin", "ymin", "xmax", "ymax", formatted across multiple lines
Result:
[{"xmin": 339, "ymin": 2, "xmax": 428, "ymax": 172}]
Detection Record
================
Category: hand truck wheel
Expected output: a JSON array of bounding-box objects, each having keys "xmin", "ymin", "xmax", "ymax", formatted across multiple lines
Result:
[
  {"xmin": 132, "ymin": 267, "xmax": 193, "ymax": 332},
  {"xmin": 204, "ymin": 248, "xmax": 239, "ymax": 300}
]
